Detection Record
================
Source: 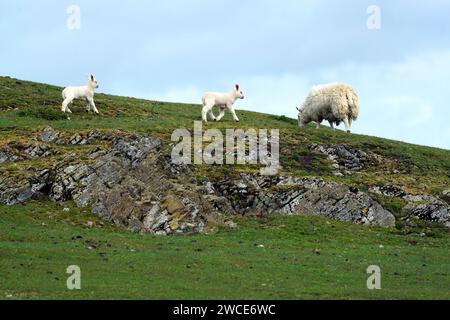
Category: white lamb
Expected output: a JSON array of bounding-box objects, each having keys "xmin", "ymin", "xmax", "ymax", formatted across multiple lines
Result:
[
  {"xmin": 62, "ymin": 75, "xmax": 100, "ymax": 114},
  {"xmin": 202, "ymin": 84, "xmax": 244, "ymax": 123},
  {"xmin": 297, "ymin": 83, "xmax": 360, "ymax": 133}
]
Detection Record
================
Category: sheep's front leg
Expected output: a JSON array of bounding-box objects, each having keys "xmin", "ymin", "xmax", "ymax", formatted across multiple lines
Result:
[
  {"xmin": 88, "ymin": 98, "xmax": 99, "ymax": 114},
  {"xmin": 316, "ymin": 122, "xmax": 320, "ymax": 129},
  {"xmin": 229, "ymin": 105, "xmax": 240, "ymax": 122},
  {"xmin": 329, "ymin": 121, "xmax": 335, "ymax": 130}
]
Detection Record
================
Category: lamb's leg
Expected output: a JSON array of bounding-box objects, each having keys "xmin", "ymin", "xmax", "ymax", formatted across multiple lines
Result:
[
  {"xmin": 316, "ymin": 122, "xmax": 320, "ymax": 129},
  {"xmin": 202, "ymin": 105, "xmax": 210, "ymax": 123},
  {"xmin": 343, "ymin": 117, "xmax": 351, "ymax": 133},
  {"xmin": 62, "ymin": 98, "xmax": 72, "ymax": 114},
  {"xmin": 216, "ymin": 107, "xmax": 226, "ymax": 122},
  {"xmin": 208, "ymin": 109, "xmax": 217, "ymax": 122},
  {"xmin": 329, "ymin": 121, "xmax": 335, "ymax": 130},
  {"xmin": 61, "ymin": 100, "xmax": 67, "ymax": 113},
  {"xmin": 88, "ymin": 98, "xmax": 99, "ymax": 114},
  {"xmin": 86, "ymin": 101, "xmax": 91, "ymax": 113},
  {"xmin": 229, "ymin": 105, "xmax": 240, "ymax": 122}
]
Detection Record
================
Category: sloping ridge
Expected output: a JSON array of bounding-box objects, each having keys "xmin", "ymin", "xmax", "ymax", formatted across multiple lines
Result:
[{"xmin": 0, "ymin": 76, "xmax": 449, "ymax": 234}]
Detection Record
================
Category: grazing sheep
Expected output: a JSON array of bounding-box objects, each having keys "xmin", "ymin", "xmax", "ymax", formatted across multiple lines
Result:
[
  {"xmin": 62, "ymin": 75, "xmax": 99, "ymax": 114},
  {"xmin": 297, "ymin": 83, "xmax": 359, "ymax": 133},
  {"xmin": 202, "ymin": 84, "xmax": 244, "ymax": 123}
]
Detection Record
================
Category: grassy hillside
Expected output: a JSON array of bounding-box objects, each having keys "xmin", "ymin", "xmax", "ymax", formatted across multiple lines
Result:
[
  {"xmin": 0, "ymin": 76, "xmax": 449, "ymax": 300},
  {"xmin": 1, "ymin": 76, "xmax": 448, "ymax": 196}
]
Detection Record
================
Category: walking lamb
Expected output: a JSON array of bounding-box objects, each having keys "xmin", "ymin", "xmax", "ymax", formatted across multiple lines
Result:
[
  {"xmin": 201, "ymin": 84, "xmax": 244, "ymax": 123},
  {"xmin": 62, "ymin": 75, "xmax": 100, "ymax": 114}
]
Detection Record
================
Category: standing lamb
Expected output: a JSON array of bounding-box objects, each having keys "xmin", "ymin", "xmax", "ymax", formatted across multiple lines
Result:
[
  {"xmin": 297, "ymin": 83, "xmax": 360, "ymax": 133},
  {"xmin": 62, "ymin": 75, "xmax": 100, "ymax": 114},
  {"xmin": 202, "ymin": 84, "xmax": 244, "ymax": 123}
]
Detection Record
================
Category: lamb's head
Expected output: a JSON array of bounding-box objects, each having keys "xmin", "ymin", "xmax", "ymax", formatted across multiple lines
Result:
[
  {"xmin": 297, "ymin": 106, "xmax": 307, "ymax": 128},
  {"xmin": 234, "ymin": 84, "xmax": 244, "ymax": 99},
  {"xmin": 88, "ymin": 75, "xmax": 99, "ymax": 89}
]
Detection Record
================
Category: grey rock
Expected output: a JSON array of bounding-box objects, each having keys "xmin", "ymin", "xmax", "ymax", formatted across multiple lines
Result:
[
  {"xmin": 39, "ymin": 126, "xmax": 59, "ymax": 143},
  {"xmin": 45, "ymin": 135, "xmax": 206, "ymax": 235},
  {"xmin": 370, "ymin": 185, "xmax": 407, "ymax": 198},
  {"xmin": 24, "ymin": 145, "xmax": 52, "ymax": 159},
  {"xmin": 212, "ymin": 175, "xmax": 396, "ymax": 228},
  {"xmin": 403, "ymin": 195, "xmax": 450, "ymax": 227},
  {"xmin": 312, "ymin": 144, "xmax": 366, "ymax": 174},
  {"xmin": 0, "ymin": 150, "xmax": 18, "ymax": 164}
]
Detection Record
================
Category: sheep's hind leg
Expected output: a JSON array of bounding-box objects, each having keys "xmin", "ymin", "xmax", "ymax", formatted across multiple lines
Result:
[{"xmin": 343, "ymin": 117, "xmax": 351, "ymax": 133}]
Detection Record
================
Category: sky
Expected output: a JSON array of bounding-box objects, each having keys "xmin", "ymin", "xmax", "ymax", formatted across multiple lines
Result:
[{"xmin": 0, "ymin": 0, "xmax": 449, "ymax": 149}]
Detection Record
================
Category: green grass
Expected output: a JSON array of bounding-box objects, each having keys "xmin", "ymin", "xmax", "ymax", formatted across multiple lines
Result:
[
  {"xmin": 1, "ymin": 201, "xmax": 449, "ymax": 300},
  {"xmin": 1, "ymin": 76, "xmax": 449, "ymax": 300}
]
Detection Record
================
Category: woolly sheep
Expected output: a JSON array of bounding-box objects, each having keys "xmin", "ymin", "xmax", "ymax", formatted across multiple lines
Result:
[
  {"xmin": 297, "ymin": 83, "xmax": 359, "ymax": 133},
  {"xmin": 62, "ymin": 75, "xmax": 99, "ymax": 114},
  {"xmin": 201, "ymin": 84, "xmax": 244, "ymax": 123}
]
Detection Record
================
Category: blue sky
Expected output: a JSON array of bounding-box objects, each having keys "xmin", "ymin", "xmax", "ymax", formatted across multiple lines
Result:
[{"xmin": 1, "ymin": 0, "xmax": 449, "ymax": 149}]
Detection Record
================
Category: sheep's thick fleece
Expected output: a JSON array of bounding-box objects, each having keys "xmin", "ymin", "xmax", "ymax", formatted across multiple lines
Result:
[{"xmin": 299, "ymin": 83, "xmax": 360, "ymax": 132}]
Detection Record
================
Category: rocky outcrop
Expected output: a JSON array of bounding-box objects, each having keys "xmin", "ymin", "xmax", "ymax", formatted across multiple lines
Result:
[
  {"xmin": 370, "ymin": 186, "xmax": 450, "ymax": 228},
  {"xmin": 24, "ymin": 145, "xmax": 52, "ymax": 159},
  {"xmin": 311, "ymin": 144, "xmax": 412, "ymax": 176},
  {"xmin": 311, "ymin": 144, "xmax": 367, "ymax": 175},
  {"xmin": 2, "ymin": 127, "xmax": 450, "ymax": 234},
  {"xmin": 403, "ymin": 195, "xmax": 450, "ymax": 228},
  {"xmin": 39, "ymin": 126, "xmax": 114, "ymax": 146},
  {"xmin": 0, "ymin": 143, "xmax": 51, "ymax": 164},
  {"xmin": 47, "ymin": 135, "xmax": 209, "ymax": 235},
  {"xmin": 210, "ymin": 175, "xmax": 396, "ymax": 228},
  {"xmin": 370, "ymin": 185, "xmax": 407, "ymax": 198}
]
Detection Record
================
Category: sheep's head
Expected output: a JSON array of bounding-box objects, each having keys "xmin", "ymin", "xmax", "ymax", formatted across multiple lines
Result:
[
  {"xmin": 88, "ymin": 75, "xmax": 99, "ymax": 89},
  {"xmin": 234, "ymin": 84, "xmax": 244, "ymax": 99},
  {"xmin": 297, "ymin": 106, "xmax": 307, "ymax": 127}
]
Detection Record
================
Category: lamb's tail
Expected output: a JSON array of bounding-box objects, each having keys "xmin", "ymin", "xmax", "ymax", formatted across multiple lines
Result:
[
  {"xmin": 62, "ymin": 88, "xmax": 67, "ymax": 101},
  {"xmin": 346, "ymin": 87, "xmax": 360, "ymax": 121}
]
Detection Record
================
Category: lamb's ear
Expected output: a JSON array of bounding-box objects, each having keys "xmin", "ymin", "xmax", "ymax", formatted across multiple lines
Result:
[
  {"xmin": 90, "ymin": 75, "xmax": 94, "ymax": 81},
  {"xmin": 235, "ymin": 84, "xmax": 240, "ymax": 91}
]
